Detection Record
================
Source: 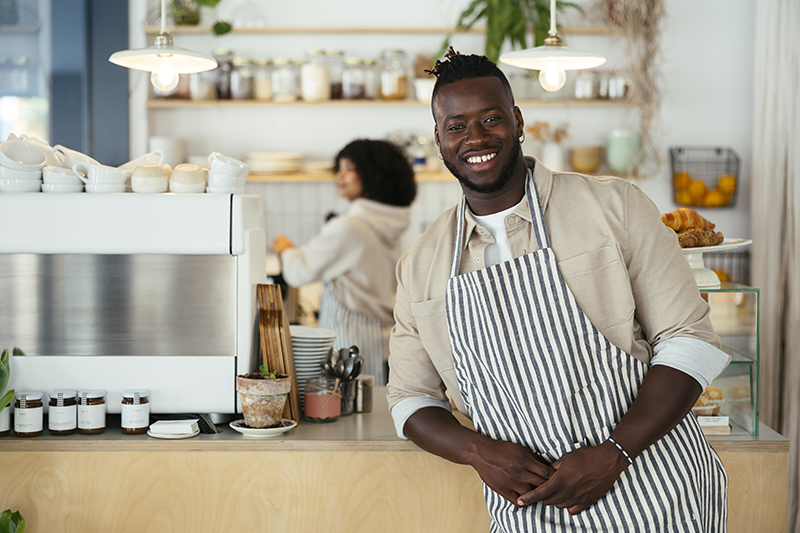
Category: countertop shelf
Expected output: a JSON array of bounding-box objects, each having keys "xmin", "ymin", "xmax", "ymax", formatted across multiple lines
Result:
[
  {"xmin": 148, "ymin": 98, "xmax": 631, "ymax": 109},
  {"xmin": 144, "ymin": 25, "xmax": 621, "ymax": 36},
  {"xmin": 247, "ymin": 171, "xmax": 452, "ymax": 183}
]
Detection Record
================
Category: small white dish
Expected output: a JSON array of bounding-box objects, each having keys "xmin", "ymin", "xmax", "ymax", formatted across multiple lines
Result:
[
  {"xmin": 0, "ymin": 164, "xmax": 42, "ymax": 180},
  {"xmin": 42, "ymin": 183, "xmax": 84, "ymax": 193},
  {"xmin": 43, "ymin": 165, "xmax": 82, "ymax": 185},
  {"xmin": 86, "ymin": 183, "xmax": 126, "ymax": 194},
  {"xmin": 229, "ymin": 418, "xmax": 297, "ymax": 438},
  {"xmin": 0, "ymin": 178, "xmax": 42, "ymax": 192},
  {"xmin": 147, "ymin": 428, "xmax": 201, "ymax": 439}
]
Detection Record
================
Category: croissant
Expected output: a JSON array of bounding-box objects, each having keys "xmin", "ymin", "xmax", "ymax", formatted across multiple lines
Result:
[
  {"xmin": 677, "ymin": 227, "xmax": 724, "ymax": 248},
  {"xmin": 661, "ymin": 207, "xmax": 716, "ymax": 232}
]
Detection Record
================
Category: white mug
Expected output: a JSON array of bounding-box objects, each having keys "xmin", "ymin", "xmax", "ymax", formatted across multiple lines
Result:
[
  {"xmin": 171, "ymin": 163, "xmax": 207, "ymax": 184},
  {"xmin": 0, "ymin": 138, "xmax": 47, "ymax": 171},
  {"xmin": 43, "ymin": 165, "xmax": 83, "ymax": 185},
  {"xmin": 169, "ymin": 180, "xmax": 206, "ymax": 194},
  {"xmin": 53, "ymin": 145, "xmax": 100, "ymax": 169},
  {"xmin": 208, "ymin": 152, "xmax": 249, "ymax": 178},
  {"xmin": 19, "ymin": 134, "xmax": 61, "ymax": 167},
  {"xmin": 132, "ymin": 175, "xmax": 168, "ymax": 193},
  {"xmin": 72, "ymin": 162, "xmax": 130, "ymax": 184},
  {"xmin": 119, "ymin": 150, "xmax": 165, "ymax": 172},
  {"xmin": 132, "ymin": 163, "xmax": 171, "ymax": 179},
  {"xmin": 207, "ymin": 170, "xmax": 246, "ymax": 188}
]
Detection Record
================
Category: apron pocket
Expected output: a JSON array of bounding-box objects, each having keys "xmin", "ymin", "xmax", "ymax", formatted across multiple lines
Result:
[{"xmin": 568, "ymin": 379, "xmax": 616, "ymax": 447}]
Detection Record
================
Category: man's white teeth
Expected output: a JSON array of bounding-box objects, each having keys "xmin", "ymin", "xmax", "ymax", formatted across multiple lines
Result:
[{"xmin": 467, "ymin": 153, "xmax": 497, "ymax": 164}]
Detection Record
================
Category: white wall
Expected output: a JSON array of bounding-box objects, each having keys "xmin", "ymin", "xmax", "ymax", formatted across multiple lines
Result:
[{"xmin": 136, "ymin": 0, "xmax": 756, "ymax": 249}]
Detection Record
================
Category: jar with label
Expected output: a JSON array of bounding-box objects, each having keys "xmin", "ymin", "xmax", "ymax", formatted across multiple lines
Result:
[
  {"xmin": 14, "ymin": 392, "xmax": 43, "ymax": 437},
  {"xmin": 379, "ymin": 50, "xmax": 409, "ymax": 100},
  {"xmin": 301, "ymin": 49, "xmax": 330, "ymax": 102},
  {"xmin": 362, "ymin": 59, "xmax": 379, "ymax": 100},
  {"xmin": 597, "ymin": 70, "xmax": 610, "ymax": 99},
  {"xmin": 574, "ymin": 70, "xmax": 598, "ymax": 100},
  {"xmin": 190, "ymin": 70, "xmax": 217, "ymax": 101},
  {"xmin": 77, "ymin": 390, "xmax": 106, "ymax": 435},
  {"xmin": 253, "ymin": 59, "xmax": 273, "ymax": 101},
  {"xmin": 48, "ymin": 390, "xmax": 77, "ymax": 435},
  {"xmin": 325, "ymin": 50, "xmax": 345, "ymax": 99},
  {"xmin": 271, "ymin": 58, "xmax": 298, "ymax": 103},
  {"xmin": 608, "ymin": 69, "xmax": 628, "ymax": 100},
  {"xmin": 303, "ymin": 377, "xmax": 341, "ymax": 423},
  {"xmin": 121, "ymin": 390, "xmax": 150, "ymax": 435},
  {"xmin": 231, "ymin": 57, "xmax": 254, "ymax": 100},
  {"xmin": 213, "ymin": 49, "xmax": 234, "ymax": 100},
  {"xmin": 342, "ymin": 57, "xmax": 365, "ymax": 100}
]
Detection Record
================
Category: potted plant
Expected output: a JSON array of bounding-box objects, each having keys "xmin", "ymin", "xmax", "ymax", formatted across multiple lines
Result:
[
  {"xmin": 527, "ymin": 120, "xmax": 569, "ymax": 171},
  {"xmin": 236, "ymin": 363, "xmax": 291, "ymax": 428},
  {"xmin": 437, "ymin": 0, "xmax": 581, "ymax": 64},
  {"xmin": 0, "ymin": 509, "xmax": 25, "ymax": 533},
  {"xmin": 0, "ymin": 349, "xmax": 14, "ymax": 436},
  {"xmin": 169, "ymin": 0, "xmax": 232, "ymax": 34}
]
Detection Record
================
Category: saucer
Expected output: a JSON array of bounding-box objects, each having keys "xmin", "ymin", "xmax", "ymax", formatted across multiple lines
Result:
[
  {"xmin": 147, "ymin": 428, "xmax": 200, "ymax": 439},
  {"xmin": 229, "ymin": 418, "xmax": 297, "ymax": 438}
]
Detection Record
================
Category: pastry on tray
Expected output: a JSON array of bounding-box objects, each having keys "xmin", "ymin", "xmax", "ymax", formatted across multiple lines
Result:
[
  {"xmin": 677, "ymin": 227, "xmax": 725, "ymax": 248},
  {"xmin": 693, "ymin": 386, "xmax": 723, "ymax": 416},
  {"xmin": 661, "ymin": 207, "xmax": 725, "ymax": 248}
]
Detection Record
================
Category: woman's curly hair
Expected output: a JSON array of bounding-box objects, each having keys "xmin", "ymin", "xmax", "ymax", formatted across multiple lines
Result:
[{"xmin": 333, "ymin": 139, "xmax": 417, "ymax": 207}]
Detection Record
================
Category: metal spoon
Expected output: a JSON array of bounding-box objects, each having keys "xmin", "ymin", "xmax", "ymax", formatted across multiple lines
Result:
[
  {"xmin": 343, "ymin": 356, "xmax": 356, "ymax": 380},
  {"xmin": 350, "ymin": 356, "xmax": 363, "ymax": 380},
  {"xmin": 322, "ymin": 362, "xmax": 336, "ymax": 377},
  {"xmin": 338, "ymin": 347, "xmax": 349, "ymax": 362},
  {"xmin": 328, "ymin": 347, "xmax": 339, "ymax": 364},
  {"xmin": 335, "ymin": 359, "xmax": 346, "ymax": 378},
  {"xmin": 348, "ymin": 345, "xmax": 360, "ymax": 357}
]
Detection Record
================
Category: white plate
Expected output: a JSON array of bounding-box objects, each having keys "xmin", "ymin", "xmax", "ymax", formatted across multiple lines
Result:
[
  {"xmin": 290, "ymin": 325, "xmax": 337, "ymax": 339},
  {"xmin": 229, "ymin": 418, "xmax": 297, "ymax": 438},
  {"xmin": 147, "ymin": 428, "xmax": 200, "ymax": 439},
  {"xmin": 681, "ymin": 238, "xmax": 752, "ymax": 255}
]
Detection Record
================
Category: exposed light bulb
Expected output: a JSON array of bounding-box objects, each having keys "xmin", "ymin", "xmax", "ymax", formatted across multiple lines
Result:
[
  {"xmin": 538, "ymin": 63, "xmax": 566, "ymax": 92},
  {"xmin": 150, "ymin": 62, "xmax": 179, "ymax": 92}
]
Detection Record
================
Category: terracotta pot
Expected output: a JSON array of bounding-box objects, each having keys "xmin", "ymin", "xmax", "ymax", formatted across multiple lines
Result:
[{"xmin": 237, "ymin": 373, "xmax": 291, "ymax": 428}]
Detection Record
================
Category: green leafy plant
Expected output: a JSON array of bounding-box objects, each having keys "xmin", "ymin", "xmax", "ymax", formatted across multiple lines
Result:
[
  {"xmin": 438, "ymin": 0, "xmax": 581, "ymax": 64},
  {"xmin": 0, "ymin": 509, "xmax": 25, "ymax": 533},
  {"xmin": 258, "ymin": 363, "xmax": 277, "ymax": 380},
  {"xmin": 169, "ymin": 0, "xmax": 232, "ymax": 35},
  {"xmin": 0, "ymin": 349, "xmax": 13, "ymax": 411}
]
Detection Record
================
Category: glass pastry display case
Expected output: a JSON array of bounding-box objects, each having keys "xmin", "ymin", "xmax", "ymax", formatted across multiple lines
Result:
[{"xmin": 702, "ymin": 282, "xmax": 759, "ymax": 435}]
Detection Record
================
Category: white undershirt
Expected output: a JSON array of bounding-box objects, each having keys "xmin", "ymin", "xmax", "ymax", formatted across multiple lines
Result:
[{"xmin": 471, "ymin": 204, "xmax": 517, "ymax": 267}]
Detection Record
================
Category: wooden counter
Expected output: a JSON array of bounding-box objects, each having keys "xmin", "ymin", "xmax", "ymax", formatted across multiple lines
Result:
[{"xmin": 0, "ymin": 390, "xmax": 788, "ymax": 532}]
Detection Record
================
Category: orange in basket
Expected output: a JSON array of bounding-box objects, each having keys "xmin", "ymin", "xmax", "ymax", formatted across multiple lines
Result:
[
  {"xmin": 673, "ymin": 171, "xmax": 691, "ymax": 190},
  {"xmin": 703, "ymin": 189, "xmax": 729, "ymax": 207},
  {"xmin": 688, "ymin": 180, "xmax": 707, "ymax": 200},
  {"xmin": 717, "ymin": 174, "xmax": 737, "ymax": 194}
]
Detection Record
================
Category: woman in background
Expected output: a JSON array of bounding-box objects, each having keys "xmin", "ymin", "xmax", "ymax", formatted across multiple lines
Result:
[{"xmin": 272, "ymin": 139, "xmax": 417, "ymax": 385}]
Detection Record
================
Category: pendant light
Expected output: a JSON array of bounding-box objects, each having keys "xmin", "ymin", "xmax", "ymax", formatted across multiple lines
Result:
[
  {"xmin": 499, "ymin": 0, "xmax": 605, "ymax": 92},
  {"xmin": 109, "ymin": 0, "xmax": 217, "ymax": 92}
]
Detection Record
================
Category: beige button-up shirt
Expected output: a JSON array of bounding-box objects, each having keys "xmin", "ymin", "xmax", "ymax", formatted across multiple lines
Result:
[{"xmin": 387, "ymin": 158, "xmax": 722, "ymax": 414}]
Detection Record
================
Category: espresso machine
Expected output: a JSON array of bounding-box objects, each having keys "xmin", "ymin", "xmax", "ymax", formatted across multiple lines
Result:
[{"xmin": 0, "ymin": 193, "xmax": 266, "ymax": 416}]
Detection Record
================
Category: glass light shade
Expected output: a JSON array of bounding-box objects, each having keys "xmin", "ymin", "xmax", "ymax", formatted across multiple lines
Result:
[
  {"xmin": 109, "ymin": 47, "xmax": 217, "ymax": 74},
  {"xmin": 499, "ymin": 45, "xmax": 606, "ymax": 71},
  {"xmin": 538, "ymin": 63, "xmax": 567, "ymax": 92}
]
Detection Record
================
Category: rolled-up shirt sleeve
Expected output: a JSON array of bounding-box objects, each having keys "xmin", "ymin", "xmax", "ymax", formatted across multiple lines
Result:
[
  {"xmin": 651, "ymin": 337, "xmax": 730, "ymax": 388},
  {"xmin": 391, "ymin": 396, "xmax": 452, "ymax": 439}
]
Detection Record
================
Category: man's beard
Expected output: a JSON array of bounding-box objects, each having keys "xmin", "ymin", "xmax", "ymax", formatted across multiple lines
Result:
[{"xmin": 443, "ymin": 137, "xmax": 521, "ymax": 194}]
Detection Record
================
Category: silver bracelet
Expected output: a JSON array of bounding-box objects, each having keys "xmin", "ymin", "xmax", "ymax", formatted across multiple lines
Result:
[{"xmin": 606, "ymin": 436, "xmax": 634, "ymax": 465}]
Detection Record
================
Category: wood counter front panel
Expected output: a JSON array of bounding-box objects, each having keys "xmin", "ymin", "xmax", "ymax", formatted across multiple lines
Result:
[{"xmin": 0, "ymin": 451, "xmax": 490, "ymax": 533}]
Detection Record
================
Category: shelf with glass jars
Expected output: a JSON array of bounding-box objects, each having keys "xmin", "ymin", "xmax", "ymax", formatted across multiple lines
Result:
[
  {"xmin": 143, "ymin": 26, "xmax": 620, "ymax": 36},
  {"xmin": 146, "ymin": 98, "xmax": 630, "ymax": 108},
  {"xmin": 700, "ymin": 282, "xmax": 760, "ymax": 436}
]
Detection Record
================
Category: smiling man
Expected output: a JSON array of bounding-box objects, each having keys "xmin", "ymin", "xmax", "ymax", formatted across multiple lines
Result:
[{"xmin": 387, "ymin": 49, "xmax": 730, "ymax": 532}]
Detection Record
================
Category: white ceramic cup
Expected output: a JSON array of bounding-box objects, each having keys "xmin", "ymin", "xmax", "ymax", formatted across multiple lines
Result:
[
  {"xmin": 132, "ymin": 175, "xmax": 168, "ymax": 193},
  {"xmin": 42, "ymin": 183, "xmax": 84, "ymax": 194},
  {"xmin": 73, "ymin": 162, "xmax": 130, "ymax": 185},
  {"xmin": 132, "ymin": 163, "xmax": 170, "ymax": 179},
  {"xmin": 53, "ymin": 145, "xmax": 100, "ymax": 169},
  {"xmin": 43, "ymin": 166, "xmax": 83, "ymax": 185},
  {"xmin": 86, "ymin": 183, "xmax": 126, "ymax": 194},
  {"xmin": 0, "ymin": 163, "xmax": 42, "ymax": 180},
  {"xmin": 0, "ymin": 178, "xmax": 42, "ymax": 193},
  {"xmin": 0, "ymin": 138, "xmax": 47, "ymax": 171},
  {"xmin": 169, "ymin": 180, "xmax": 206, "ymax": 194},
  {"xmin": 171, "ymin": 163, "xmax": 207, "ymax": 184},
  {"xmin": 208, "ymin": 152, "xmax": 249, "ymax": 178},
  {"xmin": 207, "ymin": 170, "xmax": 246, "ymax": 188},
  {"xmin": 18, "ymin": 134, "xmax": 61, "ymax": 167},
  {"xmin": 118, "ymin": 150, "xmax": 165, "ymax": 172}
]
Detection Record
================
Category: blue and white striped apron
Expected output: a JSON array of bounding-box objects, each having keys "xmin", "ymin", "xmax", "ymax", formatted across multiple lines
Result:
[{"xmin": 445, "ymin": 172, "xmax": 727, "ymax": 532}]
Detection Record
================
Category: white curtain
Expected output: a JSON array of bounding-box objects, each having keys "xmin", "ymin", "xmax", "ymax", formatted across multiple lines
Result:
[{"xmin": 751, "ymin": 1, "xmax": 800, "ymax": 531}]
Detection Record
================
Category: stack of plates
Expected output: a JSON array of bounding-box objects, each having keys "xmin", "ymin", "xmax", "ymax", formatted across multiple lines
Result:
[
  {"xmin": 246, "ymin": 152, "xmax": 302, "ymax": 174},
  {"xmin": 290, "ymin": 325, "xmax": 336, "ymax": 408}
]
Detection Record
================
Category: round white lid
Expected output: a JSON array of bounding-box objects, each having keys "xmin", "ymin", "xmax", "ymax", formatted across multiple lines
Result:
[
  {"xmin": 77, "ymin": 389, "xmax": 106, "ymax": 399},
  {"xmin": 49, "ymin": 389, "xmax": 77, "ymax": 399},
  {"xmin": 15, "ymin": 391, "xmax": 43, "ymax": 401},
  {"xmin": 122, "ymin": 389, "xmax": 150, "ymax": 398}
]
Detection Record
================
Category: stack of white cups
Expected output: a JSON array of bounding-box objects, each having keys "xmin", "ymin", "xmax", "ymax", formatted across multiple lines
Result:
[
  {"xmin": 0, "ymin": 134, "xmax": 47, "ymax": 193},
  {"xmin": 206, "ymin": 152, "xmax": 249, "ymax": 194}
]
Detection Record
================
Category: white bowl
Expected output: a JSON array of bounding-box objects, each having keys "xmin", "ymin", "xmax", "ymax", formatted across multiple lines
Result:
[
  {"xmin": 207, "ymin": 170, "xmax": 247, "ymax": 188},
  {"xmin": 86, "ymin": 183, "xmax": 126, "ymax": 194},
  {"xmin": 0, "ymin": 139, "xmax": 47, "ymax": 171},
  {"xmin": 0, "ymin": 178, "xmax": 42, "ymax": 192},
  {"xmin": 169, "ymin": 180, "xmax": 206, "ymax": 194},
  {"xmin": 0, "ymin": 164, "xmax": 42, "ymax": 180},
  {"xmin": 42, "ymin": 183, "xmax": 84, "ymax": 193},
  {"xmin": 43, "ymin": 166, "xmax": 83, "ymax": 185},
  {"xmin": 132, "ymin": 175, "xmax": 168, "ymax": 193}
]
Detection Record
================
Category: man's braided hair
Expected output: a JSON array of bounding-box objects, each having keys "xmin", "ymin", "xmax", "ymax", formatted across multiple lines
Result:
[{"xmin": 425, "ymin": 47, "xmax": 515, "ymax": 112}]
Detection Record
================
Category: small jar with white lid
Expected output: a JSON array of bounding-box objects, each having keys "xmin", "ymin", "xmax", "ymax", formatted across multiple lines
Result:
[
  {"xmin": 121, "ymin": 390, "xmax": 150, "ymax": 435},
  {"xmin": 49, "ymin": 389, "xmax": 78, "ymax": 435},
  {"xmin": 77, "ymin": 390, "xmax": 106, "ymax": 435},
  {"xmin": 14, "ymin": 391, "xmax": 44, "ymax": 437},
  {"xmin": 253, "ymin": 59, "xmax": 273, "ymax": 101},
  {"xmin": 301, "ymin": 49, "xmax": 330, "ymax": 102}
]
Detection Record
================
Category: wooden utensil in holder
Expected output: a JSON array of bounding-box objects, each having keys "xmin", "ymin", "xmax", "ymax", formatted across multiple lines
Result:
[{"xmin": 257, "ymin": 284, "xmax": 300, "ymax": 422}]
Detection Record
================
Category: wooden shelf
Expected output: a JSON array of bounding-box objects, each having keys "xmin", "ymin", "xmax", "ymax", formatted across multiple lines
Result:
[
  {"xmin": 148, "ymin": 98, "xmax": 630, "ymax": 109},
  {"xmin": 247, "ymin": 171, "xmax": 453, "ymax": 183},
  {"xmin": 145, "ymin": 25, "xmax": 620, "ymax": 36}
]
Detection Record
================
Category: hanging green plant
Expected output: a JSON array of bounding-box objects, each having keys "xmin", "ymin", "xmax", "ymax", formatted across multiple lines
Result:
[{"xmin": 438, "ymin": 0, "xmax": 582, "ymax": 64}]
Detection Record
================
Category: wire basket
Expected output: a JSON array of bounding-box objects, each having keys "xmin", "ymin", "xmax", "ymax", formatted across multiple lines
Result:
[{"xmin": 670, "ymin": 147, "xmax": 740, "ymax": 208}]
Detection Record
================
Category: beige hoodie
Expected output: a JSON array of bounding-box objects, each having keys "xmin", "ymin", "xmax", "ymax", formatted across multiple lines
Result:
[{"xmin": 280, "ymin": 198, "xmax": 411, "ymax": 324}]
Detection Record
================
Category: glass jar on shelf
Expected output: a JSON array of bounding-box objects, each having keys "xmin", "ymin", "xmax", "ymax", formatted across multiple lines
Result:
[
  {"xmin": 301, "ymin": 49, "xmax": 330, "ymax": 102},
  {"xmin": 362, "ymin": 58, "xmax": 379, "ymax": 100},
  {"xmin": 379, "ymin": 50, "xmax": 409, "ymax": 100},
  {"xmin": 325, "ymin": 50, "xmax": 345, "ymax": 100},
  {"xmin": 303, "ymin": 376, "xmax": 341, "ymax": 423},
  {"xmin": 342, "ymin": 57, "xmax": 366, "ymax": 100},
  {"xmin": 213, "ymin": 48, "xmax": 234, "ymax": 100},
  {"xmin": 271, "ymin": 58, "xmax": 298, "ymax": 102},
  {"xmin": 230, "ymin": 57, "xmax": 254, "ymax": 100},
  {"xmin": 574, "ymin": 70, "xmax": 598, "ymax": 100},
  {"xmin": 190, "ymin": 70, "xmax": 217, "ymax": 101},
  {"xmin": 608, "ymin": 69, "xmax": 629, "ymax": 100},
  {"xmin": 253, "ymin": 59, "xmax": 273, "ymax": 101}
]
